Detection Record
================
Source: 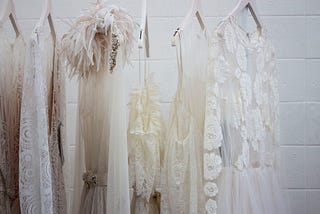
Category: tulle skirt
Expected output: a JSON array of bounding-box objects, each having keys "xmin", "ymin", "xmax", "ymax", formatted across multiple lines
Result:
[{"xmin": 216, "ymin": 167, "xmax": 289, "ymax": 214}]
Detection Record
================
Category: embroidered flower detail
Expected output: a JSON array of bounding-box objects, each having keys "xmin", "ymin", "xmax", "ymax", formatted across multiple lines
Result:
[
  {"xmin": 235, "ymin": 68, "xmax": 241, "ymax": 79},
  {"xmin": 231, "ymin": 96, "xmax": 242, "ymax": 130},
  {"xmin": 83, "ymin": 171, "xmax": 97, "ymax": 188},
  {"xmin": 236, "ymin": 141, "xmax": 250, "ymax": 170},
  {"xmin": 205, "ymin": 199, "xmax": 217, "ymax": 214},
  {"xmin": 236, "ymin": 44, "xmax": 247, "ymax": 71},
  {"xmin": 235, "ymin": 157, "xmax": 244, "ymax": 170},
  {"xmin": 246, "ymin": 109, "xmax": 265, "ymax": 152},
  {"xmin": 240, "ymin": 125, "xmax": 248, "ymax": 142},
  {"xmin": 204, "ymin": 118, "xmax": 223, "ymax": 151},
  {"xmin": 240, "ymin": 73, "xmax": 252, "ymax": 108},
  {"xmin": 204, "ymin": 153, "xmax": 222, "ymax": 180},
  {"xmin": 242, "ymin": 142, "xmax": 250, "ymax": 167},
  {"xmin": 254, "ymin": 73, "xmax": 266, "ymax": 106},
  {"xmin": 224, "ymin": 24, "xmax": 237, "ymax": 53},
  {"xmin": 214, "ymin": 56, "xmax": 231, "ymax": 84},
  {"xmin": 204, "ymin": 182, "xmax": 219, "ymax": 197},
  {"xmin": 256, "ymin": 51, "xmax": 265, "ymax": 72}
]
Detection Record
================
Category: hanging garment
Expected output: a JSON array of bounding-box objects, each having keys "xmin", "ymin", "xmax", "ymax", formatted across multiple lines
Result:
[
  {"xmin": 61, "ymin": 3, "xmax": 135, "ymax": 214},
  {"xmin": 128, "ymin": 72, "xmax": 164, "ymax": 214},
  {"xmin": 19, "ymin": 26, "xmax": 66, "ymax": 213},
  {"xmin": 0, "ymin": 31, "xmax": 25, "ymax": 214},
  {"xmin": 161, "ymin": 21, "xmax": 208, "ymax": 214},
  {"xmin": 203, "ymin": 16, "xmax": 288, "ymax": 214}
]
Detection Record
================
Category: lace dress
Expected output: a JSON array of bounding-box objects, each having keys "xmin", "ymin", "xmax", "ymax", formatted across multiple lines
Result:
[
  {"xmin": 161, "ymin": 21, "xmax": 208, "ymax": 214},
  {"xmin": 62, "ymin": 3, "xmax": 135, "ymax": 214},
  {"xmin": 128, "ymin": 74, "xmax": 163, "ymax": 214},
  {"xmin": 19, "ymin": 26, "xmax": 66, "ymax": 214},
  {"xmin": 0, "ymin": 32, "xmax": 25, "ymax": 214},
  {"xmin": 203, "ymin": 16, "xmax": 289, "ymax": 214}
]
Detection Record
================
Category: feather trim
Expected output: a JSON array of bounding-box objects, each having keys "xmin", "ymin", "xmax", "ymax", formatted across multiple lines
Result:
[{"xmin": 61, "ymin": 3, "xmax": 136, "ymax": 79}]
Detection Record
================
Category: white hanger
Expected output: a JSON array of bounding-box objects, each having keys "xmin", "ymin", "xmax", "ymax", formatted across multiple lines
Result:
[
  {"xmin": 0, "ymin": 0, "xmax": 21, "ymax": 37},
  {"xmin": 229, "ymin": 0, "xmax": 263, "ymax": 30},
  {"xmin": 36, "ymin": 0, "xmax": 56, "ymax": 41},
  {"xmin": 171, "ymin": 0, "xmax": 205, "ymax": 46},
  {"xmin": 138, "ymin": 0, "xmax": 150, "ymax": 58}
]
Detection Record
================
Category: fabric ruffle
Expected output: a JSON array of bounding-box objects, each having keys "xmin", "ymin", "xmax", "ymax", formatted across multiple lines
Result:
[{"xmin": 128, "ymin": 75, "xmax": 163, "ymax": 209}]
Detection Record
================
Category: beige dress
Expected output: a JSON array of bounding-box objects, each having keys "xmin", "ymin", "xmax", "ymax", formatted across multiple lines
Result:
[{"xmin": 0, "ymin": 31, "xmax": 25, "ymax": 214}]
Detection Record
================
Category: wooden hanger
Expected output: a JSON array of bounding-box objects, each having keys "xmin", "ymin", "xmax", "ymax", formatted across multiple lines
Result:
[
  {"xmin": 229, "ymin": 0, "xmax": 263, "ymax": 30},
  {"xmin": 0, "ymin": 0, "xmax": 21, "ymax": 37},
  {"xmin": 171, "ymin": 0, "xmax": 205, "ymax": 46},
  {"xmin": 36, "ymin": 0, "xmax": 56, "ymax": 41},
  {"xmin": 138, "ymin": 0, "xmax": 150, "ymax": 57}
]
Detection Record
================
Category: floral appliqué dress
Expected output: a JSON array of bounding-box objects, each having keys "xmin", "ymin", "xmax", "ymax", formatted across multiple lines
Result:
[{"xmin": 203, "ymin": 16, "xmax": 289, "ymax": 214}]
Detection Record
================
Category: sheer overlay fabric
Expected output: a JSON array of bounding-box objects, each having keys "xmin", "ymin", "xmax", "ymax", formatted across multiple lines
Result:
[
  {"xmin": 62, "ymin": 3, "xmax": 135, "ymax": 214},
  {"xmin": 161, "ymin": 21, "xmax": 209, "ymax": 214}
]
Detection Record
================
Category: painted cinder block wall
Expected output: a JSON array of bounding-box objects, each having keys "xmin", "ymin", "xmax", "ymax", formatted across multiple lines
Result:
[{"xmin": 1, "ymin": 0, "xmax": 319, "ymax": 213}]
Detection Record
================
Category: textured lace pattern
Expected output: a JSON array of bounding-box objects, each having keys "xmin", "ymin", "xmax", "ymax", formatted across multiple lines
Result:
[
  {"xmin": 128, "ymin": 76, "xmax": 163, "ymax": 213},
  {"xmin": 49, "ymin": 46, "xmax": 67, "ymax": 214},
  {"xmin": 19, "ymin": 29, "xmax": 66, "ymax": 214},
  {"xmin": 0, "ymin": 33, "xmax": 25, "ymax": 213},
  {"xmin": 204, "ymin": 16, "xmax": 279, "ymax": 213}
]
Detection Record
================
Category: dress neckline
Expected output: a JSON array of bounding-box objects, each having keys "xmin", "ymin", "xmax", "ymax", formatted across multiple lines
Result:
[{"xmin": 216, "ymin": 15, "xmax": 268, "ymax": 50}]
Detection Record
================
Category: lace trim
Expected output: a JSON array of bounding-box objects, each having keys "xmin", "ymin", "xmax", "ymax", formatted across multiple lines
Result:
[
  {"xmin": 128, "ymin": 78, "xmax": 162, "ymax": 202},
  {"xmin": 203, "ymin": 50, "xmax": 223, "ymax": 213}
]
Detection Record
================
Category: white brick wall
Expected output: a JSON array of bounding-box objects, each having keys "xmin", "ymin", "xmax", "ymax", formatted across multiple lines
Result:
[{"xmin": 1, "ymin": 0, "xmax": 319, "ymax": 213}]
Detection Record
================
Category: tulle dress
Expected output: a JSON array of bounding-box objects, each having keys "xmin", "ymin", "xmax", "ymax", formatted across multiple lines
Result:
[
  {"xmin": 128, "ymin": 72, "xmax": 163, "ymax": 214},
  {"xmin": 203, "ymin": 16, "xmax": 289, "ymax": 214},
  {"xmin": 0, "ymin": 31, "xmax": 25, "ymax": 213},
  {"xmin": 61, "ymin": 3, "xmax": 135, "ymax": 214},
  {"xmin": 161, "ymin": 21, "xmax": 209, "ymax": 214}
]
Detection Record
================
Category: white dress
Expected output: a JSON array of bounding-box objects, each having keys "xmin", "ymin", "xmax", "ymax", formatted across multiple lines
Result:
[
  {"xmin": 203, "ymin": 16, "xmax": 289, "ymax": 214},
  {"xmin": 128, "ymin": 74, "xmax": 163, "ymax": 214},
  {"xmin": 161, "ymin": 21, "xmax": 208, "ymax": 214},
  {"xmin": 62, "ymin": 3, "xmax": 135, "ymax": 214},
  {"xmin": 19, "ymin": 25, "xmax": 66, "ymax": 213},
  {"xmin": 0, "ymin": 31, "xmax": 25, "ymax": 214}
]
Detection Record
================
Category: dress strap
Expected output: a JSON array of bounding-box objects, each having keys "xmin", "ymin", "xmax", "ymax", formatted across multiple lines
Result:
[
  {"xmin": 175, "ymin": 30, "xmax": 183, "ymax": 91},
  {"xmin": 138, "ymin": 45, "xmax": 149, "ymax": 86}
]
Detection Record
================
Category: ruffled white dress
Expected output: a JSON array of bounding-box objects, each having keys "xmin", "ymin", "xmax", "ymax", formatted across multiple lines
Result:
[
  {"xmin": 62, "ymin": 3, "xmax": 135, "ymax": 214},
  {"xmin": 0, "ymin": 32, "xmax": 25, "ymax": 214},
  {"xmin": 161, "ymin": 21, "xmax": 209, "ymax": 214},
  {"xmin": 203, "ymin": 16, "xmax": 289, "ymax": 214},
  {"xmin": 128, "ymin": 74, "xmax": 163, "ymax": 214}
]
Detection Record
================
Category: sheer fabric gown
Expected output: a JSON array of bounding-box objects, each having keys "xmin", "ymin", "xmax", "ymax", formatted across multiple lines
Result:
[
  {"xmin": 161, "ymin": 21, "xmax": 208, "ymax": 214},
  {"xmin": 63, "ymin": 4, "xmax": 135, "ymax": 214},
  {"xmin": 203, "ymin": 16, "xmax": 289, "ymax": 214}
]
